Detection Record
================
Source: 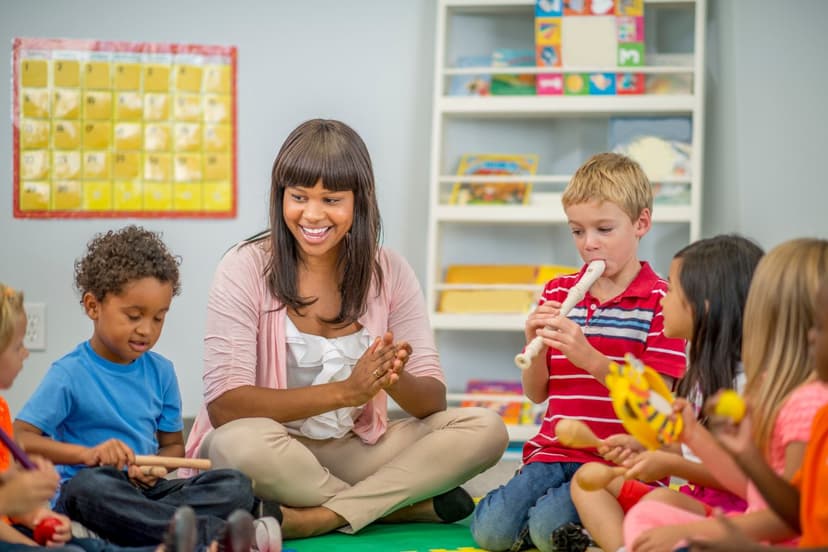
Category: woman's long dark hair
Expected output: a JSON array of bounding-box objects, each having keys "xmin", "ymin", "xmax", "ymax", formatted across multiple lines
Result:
[
  {"xmin": 249, "ymin": 119, "xmax": 383, "ymax": 326},
  {"xmin": 674, "ymin": 235, "xmax": 764, "ymax": 407}
]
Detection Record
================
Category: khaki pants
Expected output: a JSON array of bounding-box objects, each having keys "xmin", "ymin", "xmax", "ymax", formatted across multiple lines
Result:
[{"xmin": 199, "ymin": 407, "xmax": 508, "ymax": 532}]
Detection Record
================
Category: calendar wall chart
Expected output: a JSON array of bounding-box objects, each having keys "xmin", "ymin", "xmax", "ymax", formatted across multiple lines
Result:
[{"xmin": 12, "ymin": 38, "xmax": 237, "ymax": 218}]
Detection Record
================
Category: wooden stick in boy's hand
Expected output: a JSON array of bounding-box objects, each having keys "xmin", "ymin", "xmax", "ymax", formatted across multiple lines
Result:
[
  {"xmin": 134, "ymin": 454, "xmax": 211, "ymax": 471},
  {"xmin": 138, "ymin": 465, "xmax": 169, "ymax": 477},
  {"xmin": 555, "ymin": 419, "xmax": 605, "ymax": 449}
]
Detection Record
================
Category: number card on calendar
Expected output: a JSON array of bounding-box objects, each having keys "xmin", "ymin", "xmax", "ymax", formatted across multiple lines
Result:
[{"xmin": 12, "ymin": 37, "xmax": 237, "ymax": 218}]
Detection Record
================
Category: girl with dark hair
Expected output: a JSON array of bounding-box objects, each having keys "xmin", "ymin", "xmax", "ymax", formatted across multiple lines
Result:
[
  {"xmin": 568, "ymin": 234, "xmax": 764, "ymax": 552},
  {"xmin": 183, "ymin": 119, "xmax": 508, "ymax": 539}
]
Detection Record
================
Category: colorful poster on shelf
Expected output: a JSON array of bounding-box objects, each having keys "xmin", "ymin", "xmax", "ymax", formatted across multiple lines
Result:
[
  {"xmin": 12, "ymin": 37, "xmax": 237, "ymax": 218},
  {"xmin": 535, "ymin": 0, "xmax": 645, "ymax": 96}
]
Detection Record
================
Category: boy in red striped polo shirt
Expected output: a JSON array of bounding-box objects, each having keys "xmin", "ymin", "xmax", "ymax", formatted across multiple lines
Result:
[{"xmin": 471, "ymin": 152, "xmax": 687, "ymax": 552}]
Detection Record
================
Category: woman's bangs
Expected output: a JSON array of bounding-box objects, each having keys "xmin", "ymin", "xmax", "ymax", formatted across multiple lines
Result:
[{"xmin": 277, "ymin": 140, "xmax": 362, "ymax": 193}]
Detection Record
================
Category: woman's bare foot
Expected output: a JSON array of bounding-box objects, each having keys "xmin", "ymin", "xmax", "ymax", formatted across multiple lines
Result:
[{"xmin": 280, "ymin": 505, "xmax": 346, "ymax": 539}]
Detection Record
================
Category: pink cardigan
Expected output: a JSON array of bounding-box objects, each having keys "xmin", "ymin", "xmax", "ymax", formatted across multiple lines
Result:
[{"xmin": 184, "ymin": 241, "xmax": 444, "ymax": 462}]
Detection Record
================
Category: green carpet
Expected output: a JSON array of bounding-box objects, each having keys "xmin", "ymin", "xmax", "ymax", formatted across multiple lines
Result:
[{"xmin": 284, "ymin": 522, "xmax": 484, "ymax": 552}]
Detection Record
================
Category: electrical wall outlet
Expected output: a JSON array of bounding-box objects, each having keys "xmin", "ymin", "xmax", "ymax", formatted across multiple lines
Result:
[{"xmin": 23, "ymin": 302, "xmax": 46, "ymax": 351}]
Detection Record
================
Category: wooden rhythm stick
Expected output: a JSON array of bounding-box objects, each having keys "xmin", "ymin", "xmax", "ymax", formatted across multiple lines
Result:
[
  {"xmin": 574, "ymin": 463, "xmax": 627, "ymax": 491},
  {"xmin": 555, "ymin": 418, "xmax": 605, "ymax": 449},
  {"xmin": 515, "ymin": 259, "xmax": 606, "ymax": 370},
  {"xmin": 134, "ymin": 455, "xmax": 211, "ymax": 471},
  {"xmin": 0, "ymin": 426, "xmax": 37, "ymax": 469},
  {"xmin": 138, "ymin": 465, "xmax": 169, "ymax": 477}
]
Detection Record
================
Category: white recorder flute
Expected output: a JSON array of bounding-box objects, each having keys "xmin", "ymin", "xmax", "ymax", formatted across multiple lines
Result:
[{"xmin": 514, "ymin": 259, "xmax": 606, "ymax": 370}]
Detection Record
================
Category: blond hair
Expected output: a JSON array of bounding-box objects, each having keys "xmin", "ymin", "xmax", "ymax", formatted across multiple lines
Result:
[
  {"xmin": 742, "ymin": 238, "xmax": 828, "ymax": 454},
  {"xmin": 0, "ymin": 283, "xmax": 25, "ymax": 353},
  {"xmin": 562, "ymin": 152, "xmax": 652, "ymax": 221}
]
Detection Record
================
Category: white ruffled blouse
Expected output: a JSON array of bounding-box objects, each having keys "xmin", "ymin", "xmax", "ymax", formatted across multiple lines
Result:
[{"xmin": 283, "ymin": 316, "xmax": 372, "ymax": 440}]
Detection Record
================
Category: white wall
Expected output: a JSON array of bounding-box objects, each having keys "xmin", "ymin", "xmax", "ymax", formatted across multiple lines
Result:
[
  {"xmin": 2, "ymin": 0, "xmax": 828, "ymax": 416},
  {"xmin": 703, "ymin": 0, "xmax": 828, "ymax": 246}
]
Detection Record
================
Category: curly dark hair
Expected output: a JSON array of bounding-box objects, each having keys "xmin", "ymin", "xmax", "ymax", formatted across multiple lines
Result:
[{"xmin": 74, "ymin": 225, "xmax": 182, "ymax": 302}]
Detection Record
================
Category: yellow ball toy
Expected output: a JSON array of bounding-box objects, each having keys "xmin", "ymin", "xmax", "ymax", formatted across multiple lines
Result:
[{"xmin": 713, "ymin": 390, "xmax": 746, "ymax": 423}]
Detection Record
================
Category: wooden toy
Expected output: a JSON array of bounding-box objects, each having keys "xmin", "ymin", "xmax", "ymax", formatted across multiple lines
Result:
[
  {"xmin": 555, "ymin": 418, "xmax": 605, "ymax": 449},
  {"xmin": 605, "ymin": 353, "xmax": 683, "ymax": 450},
  {"xmin": 139, "ymin": 465, "xmax": 169, "ymax": 477},
  {"xmin": 515, "ymin": 259, "xmax": 605, "ymax": 369},
  {"xmin": 134, "ymin": 455, "xmax": 211, "ymax": 471}
]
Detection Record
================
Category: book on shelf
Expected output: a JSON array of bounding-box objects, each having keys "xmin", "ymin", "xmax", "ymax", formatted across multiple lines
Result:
[
  {"xmin": 646, "ymin": 73, "xmax": 693, "ymax": 95},
  {"xmin": 448, "ymin": 54, "xmax": 492, "ymax": 97},
  {"xmin": 460, "ymin": 379, "xmax": 546, "ymax": 426},
  {"xmin": 491, "ymin": 49, "xmax": 536, "ymax": 96},
  {"xmin": 609, "ymin": 116, "xmax": 692, "ymax": 205},
  {"xmin": 438, "ymin": 264, "xmax": 578, "ymax": 314},
  {"xmin": 450, "ymin": 153, "xmax": 539, "ymax": 206}
]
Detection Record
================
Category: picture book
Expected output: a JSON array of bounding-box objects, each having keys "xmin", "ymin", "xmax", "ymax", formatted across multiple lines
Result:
[
  {"xmin": 491, "ymin": 48, "xmax": 536, "ymax": 96},
  {"xmin": 461, "ymin": 380, "xmax": 525, "ymax": 425},
  {"xmin": 609, "ymin": 116, "xmax": 692, "ymax": 204},
  {"xmin": 448, "ymin": 54, "xmax": 491, "ymax": 96},
  {"xmin": 461, "ymin": 380, "xmax": 546, "ymax": 426},
  {"xmin": 450, "ymin": 153, "xmax": 539, "ymax": 206},
  {"xmin": 444, "ymin": 264, "xmax": 579, "ymax": 285},
  {"xmin": 438, "ymin": 263, "xmax": 579, "ymax": 315}
]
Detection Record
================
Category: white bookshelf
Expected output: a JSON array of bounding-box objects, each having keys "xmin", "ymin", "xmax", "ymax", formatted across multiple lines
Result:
[{"xmin": 427, "ymin": 0, "xmax": 706, "ymax": 439}]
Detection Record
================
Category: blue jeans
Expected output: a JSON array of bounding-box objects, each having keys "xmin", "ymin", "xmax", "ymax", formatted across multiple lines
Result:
[
  {"xmin": 0, "ymin": 542, "xmax": 89, "ymax": 552},
  {"xmin": 0, "ymin": 528, "xmax": 154, "ymax": 552},
  {"xmin": 55, "ymin": 466, "xmax": 256, "ymax": 547},
  {"xmin": 471, "ymin": 461, "xmax": 581, "ymax": 552}
]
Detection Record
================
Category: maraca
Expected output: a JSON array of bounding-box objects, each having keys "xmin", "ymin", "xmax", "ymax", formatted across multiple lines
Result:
[
  {"xmin": 555, "ymin": 418, "xmax": 605, "ymax": 449},
  {"xmin": 713, "ymin": 390, "xmax": 746, "ymax": 423}
]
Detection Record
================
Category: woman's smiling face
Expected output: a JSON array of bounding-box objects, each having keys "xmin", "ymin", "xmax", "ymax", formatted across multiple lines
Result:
[{"xmin": 283, "ymin": 179, "xmax": 355, "ymax": 263}]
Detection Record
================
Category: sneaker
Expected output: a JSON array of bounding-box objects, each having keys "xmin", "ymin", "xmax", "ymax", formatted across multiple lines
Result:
[
  {"xmin": 252, "ymin": 517, "xmax": 282, "ymax": 552},
  {"xmin": 256, "ymin": 499, "xmax": 284, "ymax": 524},
  {"xmin": 549, "ymin": 522, "xmax": 594, "ymax": 552},
  {"xmin": 218, "ymin": 509, "xmax": 255, "ymax": 552},
  {"xmin": 163, "ymin": 506, "xmax": 197, "ymax": 552}
]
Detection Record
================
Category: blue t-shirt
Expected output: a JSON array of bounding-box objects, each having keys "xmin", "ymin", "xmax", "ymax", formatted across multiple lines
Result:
[{"xmin": 17, "ymin": 340, "xmax": 183, "ymax": 483}]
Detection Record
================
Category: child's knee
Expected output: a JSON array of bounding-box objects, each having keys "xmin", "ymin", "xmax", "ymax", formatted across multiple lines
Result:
[
  {"xmin": 527, "ymin": 504, "xmax": 579, "ymax": 552},
  {"xmin": 201, "ymin": 467, "xmax": 253, "ymax": 488},
  {"xmin": 470, "ymin": 497, "xmax": 523, "ymax": 551},
  {"xmin": 471, "ymin": 516, "xmax": 520, "ymax": 552}
]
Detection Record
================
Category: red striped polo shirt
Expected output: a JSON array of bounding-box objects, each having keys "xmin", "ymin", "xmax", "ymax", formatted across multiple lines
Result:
[{"xmin": 523, "ymin": 261, "xmax": 687, "ymax": 465}]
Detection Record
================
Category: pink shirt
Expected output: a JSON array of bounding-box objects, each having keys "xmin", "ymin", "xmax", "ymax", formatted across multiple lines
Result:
[
  {"xmin": 184, "ymin": 241, "xmax": 444, "ymax": 463},
  {"xmin": 745, "ymin": 380, "xmax": 828, "ymax": 513}
]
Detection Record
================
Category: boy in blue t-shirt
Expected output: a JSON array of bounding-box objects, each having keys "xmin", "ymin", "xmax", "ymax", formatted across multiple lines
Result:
[{"xmin": 13, "ymin": 226, "xmax": 280, "ymax": 551}]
